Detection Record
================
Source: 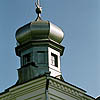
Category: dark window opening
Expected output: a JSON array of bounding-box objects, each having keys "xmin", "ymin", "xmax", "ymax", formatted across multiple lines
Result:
[
  {"xmin": 51, "ymin": 53, "xmax": 58, "ymax": 67},
  {"xmin": 23, "ymin": 53, "xmax": 31, "ymax": 65}
]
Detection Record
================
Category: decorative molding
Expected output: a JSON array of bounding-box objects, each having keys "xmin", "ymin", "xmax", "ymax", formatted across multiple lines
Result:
[
  {"xmin": 0, "ymin": 76, "xmax": 94, "ymax": 100},
  {"xmin": 49, "ymin": 78, "xmax": 94, "ymax": 100},
  {"xmin": 0, "ymin": 76, "xmax": 46, "ymax": 100},
  {"xmin": 10, "ymin": 77, "xmax": 46, "ymax": 98}
]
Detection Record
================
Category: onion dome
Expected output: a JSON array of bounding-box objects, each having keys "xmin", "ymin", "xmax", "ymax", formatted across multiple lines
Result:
[
  {"xmin": 16, "ymin": 20, "xmax": 64, "ymax": 44},
  {"xmin": 15, "ymin": 0, "xmax": 64, "ymax": 45}
]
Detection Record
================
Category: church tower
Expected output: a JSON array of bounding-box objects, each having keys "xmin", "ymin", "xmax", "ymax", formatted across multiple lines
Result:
[
  {"xmin": 0, "ymin": 0, "xmax": 95, "ymax": 100},
  {"xmin": 15, "ymin": 0, "xmax": 64, "ymax": 84}
]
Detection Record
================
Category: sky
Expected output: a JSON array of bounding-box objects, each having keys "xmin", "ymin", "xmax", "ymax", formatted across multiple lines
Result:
[{"xmin": 0, "ymin": 0, "xmax": 100, "ymax": 98}]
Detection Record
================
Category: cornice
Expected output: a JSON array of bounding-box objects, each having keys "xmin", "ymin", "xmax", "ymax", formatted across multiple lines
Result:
[
  {"xmin": 15, "ymin": 39, "xmax": 64, "ymax": 56},
  {"xmin": 0, "ymin": 76, "xmax": 47, "ymax": 100},
  {"xmin": 48, "ymin": 77, "xmax": 94, "ymax": 100},
  {"xmin": 0, "ymin": 92, "xmax": 10, "ymax": 100},
  {"xmin": 10, "ymin": 76, "xmax": 46, "ymax": 97},
  {"xmin": 0, "ymin": 75, "xmax": 95, "ymax": 100}
]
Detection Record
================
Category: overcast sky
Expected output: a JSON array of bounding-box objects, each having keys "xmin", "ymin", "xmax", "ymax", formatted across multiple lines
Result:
[{"xmin": 0, "ymin": 0, "xmax": 100, "ymax": 98}]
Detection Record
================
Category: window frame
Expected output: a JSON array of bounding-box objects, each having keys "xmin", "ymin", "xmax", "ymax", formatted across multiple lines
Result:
[{"xmin": 51, "ymin": 53, "xmax": 58, "ymax": 67}]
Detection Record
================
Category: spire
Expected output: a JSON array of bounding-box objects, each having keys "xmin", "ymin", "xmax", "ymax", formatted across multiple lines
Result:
[{"xmin": 35, "ymin": 0, "xmax": 42, "ymax": 21}]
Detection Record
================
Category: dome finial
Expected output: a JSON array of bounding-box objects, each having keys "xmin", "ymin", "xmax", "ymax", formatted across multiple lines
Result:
[{"xmin": 35, "ymin": 0, "xmax": 42, "ymax": 21}]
